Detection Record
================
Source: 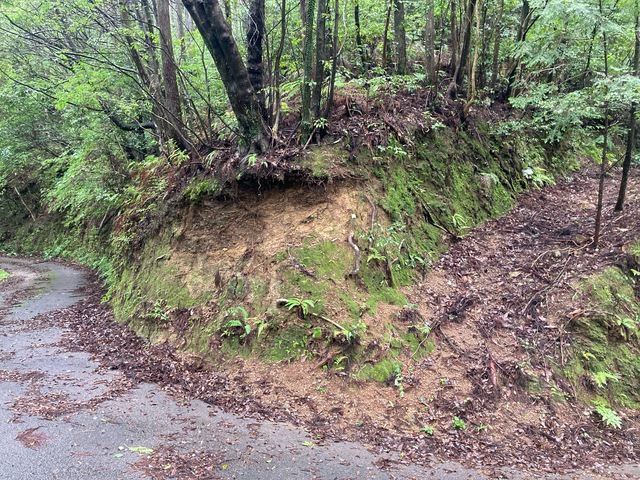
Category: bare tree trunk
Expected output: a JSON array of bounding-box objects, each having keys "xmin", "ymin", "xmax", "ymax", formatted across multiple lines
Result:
[
  {"xmin": 490, "ymin": 0, "xmax": 504, "ymax": 88},
  {"xmin": 355, "ymin": 0, "xmax": 368, "ymax": 74},
  {"xmin": 594, "ymin": 0, "xmax": 609, "ymax": 248},
  {"xmin": 615, "ymin": 1, "xmax": 639, "ymax": 211},
  {"xmin": 272, "ymin": 0, "xmax": 287, "ymax": 137},
  {"xmin": 324, "ymin": 0, "xmax": 340, "ymax": 118},
  {"xmin": 182, "ymin": 0, "xmax": 269, "ymax": 153},
  {"xmin": 505, "ymin": 0, "xmax": 535, "ymax": 100},
  {"xmin": 312, "ymin": 0, "xmax": 327, "ymax": 118},
  {"xmin": 448, "ymin": 0, "xmax": 476, "ymax": 97},
  {"xmin": 449, "ymin": 0, "xmax": 458, "ymax": 74},
  {"xmin": 393, "ymin": 0, "xmax": 407, "ymax": 74},
  {"xmin": 245, "ymin": 0, "xmax": 266, "ymax": 116},
  {"xmin": 425, "ymin": 0, "xmax": 436, "ymax": 85},
  {"xmin": 464, "ymin": 0, "xmax": 481, "ymax": 117},
  {"xmin": 157, "ymin": 0, "xmax": 190, "ymax": 150},
  {"xmin": 301, "ymin": 0, "xmax": 316, "ymax": 135},
  {"xmin": 382, "ymin": 0, "xmax": 392, "ymax": 72}
]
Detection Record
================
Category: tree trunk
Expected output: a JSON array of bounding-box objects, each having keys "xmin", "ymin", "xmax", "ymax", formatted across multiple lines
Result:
[
  {"xmin": 312, "ymin": 0, "xmax": 327, "ymax": 118},
  {"xmin": 449, "ymin": 0, "xmax": 477, "ymax": 97},
  {"xmin": 490, "ymin": 0, "xmax": 504, "ymax": 88},
  {"xmin": 324, "ymin": 0, "xmax": 340, "ymax": 118},
  {"xmin": 615, "ymin": 1, "xmax": 639, "ymax": 211},
  {"xmin": 449, "ymin": 0, "xmax": 458, "ymax": 74},
  {"xmin": 245, "ymin": 0, "xmax": 266, "ymax": 116},
  {"xmin": 272, "ymin": 0, "xmax": 287, "ymax": 137},
  {"xmin": 425, "ymin": 0, "xmax": 436, "ymax": 85},
  {"xmin": 393, "ymin": 0, "xmax": 407, "ymax": 74},
  {"xmin": 355, "ymin": 0, "xmax": 368, "ymax": 74},
  {"xmin": 505, "ymin": 0, "xmax": 532, "ymax": 100},
  {"xmin": 157, "ymin": 0, "xmax": 190, "ymax": 150},
  {"xmin": 301, "ymin": 0, "xmax": 316, "ymax": 134},
  {"xmin": 382, "ymin": 0, "xmax": 393, "ymax": 72},
  {"xmin": 594, "ymin": 0, "xmax": 609, "ymax": 248},
  {"xmin": 465, "ymin": 0, "xmax": 482, "ymax": 116},
  {"xmin": 182, "ymin": 0, "xmax": 269, "ymax": 153}
]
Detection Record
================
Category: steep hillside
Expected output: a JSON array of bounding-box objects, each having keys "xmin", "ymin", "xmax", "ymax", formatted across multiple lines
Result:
[{"xmin": 2, "ymin": 108, "xmax": 639, "ymax": 473}]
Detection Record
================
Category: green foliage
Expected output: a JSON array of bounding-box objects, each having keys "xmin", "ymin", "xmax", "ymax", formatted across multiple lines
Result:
[
  {"xmin": 452, "ymin": 416, "xmax": 467, "ymax": 430},
  {"xmin": 284, "ymin": 297, "xmax": 316, "ymax": 318},
  {"xmin": 221, "ymin": 306, "xmax": 252, "ymax": 338},
  {"xmin": 0, "ymin": 269, "xmax": 9, "ymax": 281},
  {"xmin": 421, "ymin": 425, "xmax": 435, "ymax": 435},
  {"xmin": 593, "ymin": 400, "xmax": 622, "ymax": 429},
  {"xmin": 522, "ymin": 166, "xmax": 555, "ymax": 190},
  {"xmin": 184, "ymin": 178, "xmax": 220, "ymax": 203}
]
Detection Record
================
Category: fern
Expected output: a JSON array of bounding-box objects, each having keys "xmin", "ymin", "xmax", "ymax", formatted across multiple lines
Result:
[{"xmin": 593, "ymin": 401, "xmax": 622, "ymax": 429}]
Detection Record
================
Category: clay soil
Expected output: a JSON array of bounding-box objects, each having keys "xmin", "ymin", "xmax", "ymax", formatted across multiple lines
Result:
[{"xmin": 35, "ymin": 166, "xmax": 640, "ymax": 478}]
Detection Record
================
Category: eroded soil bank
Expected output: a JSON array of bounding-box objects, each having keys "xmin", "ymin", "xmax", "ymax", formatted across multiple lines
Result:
[
  {"xmin": 1, "ymin": 258, "xmax": 496, "ymax": 480},
  {"xmin": 58, "ymin": 167, "xmax": 640, "ymax": 478}
]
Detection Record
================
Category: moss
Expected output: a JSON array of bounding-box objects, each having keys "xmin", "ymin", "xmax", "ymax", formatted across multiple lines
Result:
[
  {"xmin": 356, "ymin": 358, "xmax": 400, "ymax": 383},
  {"xmin": 0, "ymin": 269, "xmax": 9, "ymax": 281},
  {"xmin": 564, "ymin": 267, "xmax": 640, "ymax": 408},
  {"xmin": 263, "ymin": 325, "xmax": 310, "ymax": 362},
  {"xmin": 301, "ymin": 144, "xmax": 348, "ymax": 179}
]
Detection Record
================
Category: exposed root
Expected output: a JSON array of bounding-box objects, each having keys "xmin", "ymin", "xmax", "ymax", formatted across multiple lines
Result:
[{"xmin": 348, "ymin": 213, "xmax": 360, "ymax": 276}]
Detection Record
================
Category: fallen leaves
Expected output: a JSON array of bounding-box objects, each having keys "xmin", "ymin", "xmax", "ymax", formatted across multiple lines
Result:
[{"xmin": 15, "ymin": 427, "xmax": 49, "ymax": 449}]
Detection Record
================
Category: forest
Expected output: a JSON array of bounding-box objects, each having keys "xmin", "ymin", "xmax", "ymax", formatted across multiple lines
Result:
[
  {"xmin": 0, "ymin": 0, "xmax": 638, "ymax": 207},
  {"xmin": 0, "ymin": 0, "xmax": 640, "ymax": 476}
]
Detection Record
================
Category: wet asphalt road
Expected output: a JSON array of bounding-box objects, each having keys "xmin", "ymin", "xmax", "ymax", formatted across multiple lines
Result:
[{"xmin": 0, "ymin": 257, "xmax": 638, "ymax": 480}]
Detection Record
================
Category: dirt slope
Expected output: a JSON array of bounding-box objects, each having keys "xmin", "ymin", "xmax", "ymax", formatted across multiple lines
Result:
[{"xmin": 102, "ymin": 166, "xmax": 640, "ymax": 477}]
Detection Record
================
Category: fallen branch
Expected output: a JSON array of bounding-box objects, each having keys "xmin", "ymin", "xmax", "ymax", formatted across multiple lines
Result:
[{"xmin": 13, "ymin": 186, "xmax": 36, "ymax": 222}]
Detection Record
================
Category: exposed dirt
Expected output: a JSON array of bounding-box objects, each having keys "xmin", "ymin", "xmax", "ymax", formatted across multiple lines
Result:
[{"xmin": 39, "ymin": 166, "xmax": 640, "ymax": 478}]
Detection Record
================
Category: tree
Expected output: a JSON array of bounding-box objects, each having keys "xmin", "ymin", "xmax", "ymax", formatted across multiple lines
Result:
[
  {"xmin": 157, "ymin": 0, "xmax": 191, "ymax": 150},
  {"xmin": 393, "ymin": 0, "xmax": 407, "ymax": 74},
  {"xmin": 182, "ymin": 0, "xmax": 269, "ymax": 153},
  {"xmin": 615, "ymin": 0, "xmax": 640, "ymax": 212}
]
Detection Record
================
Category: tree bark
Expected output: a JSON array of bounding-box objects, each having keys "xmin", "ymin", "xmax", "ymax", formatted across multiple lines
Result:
[
  {"xmin": 449, "ymin": 0, "xmax": 458, "ymax": 74},
  {"xmin": 615, "ymin": 1, "xmax": 640, "ymax": 211},
  {"xmin": 448, "ymin": 0, "xmax": 477, "ymax": 97},
  {"xmin": 245, "ymin": 0, "xmax": 266, "ymax": 116},
  {"xmin": 594, "ymin": 0, "xmax": 609, "ymax": 248},
  {"xmin": 382, "ymin": 0, "xmax": 393, "ymax": 72},
  {"xmin": 324, "ymin": 0, "xmax": 340, "ymax": 119},
  {"xmin": 301, "ymin": 0, "xmax": 316, "ymax": 134},
  {"xmin": 465, "ymin": 0, "xmax": 482, "ymax": 116},
  {"xmin": 505, "ymin": 0, "xmax": 535, "ymax": 100},
  {"xmin": 393, "ymin": 0, "xmax": 407, "ymax": 74},
  {"xmin": 490, "ymin": 0, "xmax": 504, "ymax": 88},
  {"xmin": 355, "ymin": 0, "xmax": 368, "ymax": 73},
  {"xmin": 182, "ymin": 0, "xmax": 269, "ymax": 153},
  {"xmin": 425, "ymin": 0, "xmax": 436, "ymax": 85},
  {"xmin": 311, "ymin": 0, "xmax": 327, "ymax": 118},
  {"xmin": 272, "ymin": 0, "xmax": 287, "ymax": 137},
  {"xmin": 157, "ymin": 0, "xmax": 190, "ymax": 150}
]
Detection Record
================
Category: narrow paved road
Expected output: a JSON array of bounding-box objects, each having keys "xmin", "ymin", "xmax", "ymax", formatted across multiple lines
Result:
[{"xmin": 0, "ymin": 257, "xmax": 636, "ymax": 479}]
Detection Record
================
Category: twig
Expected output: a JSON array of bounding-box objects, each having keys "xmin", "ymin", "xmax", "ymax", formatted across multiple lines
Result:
[
  {"xmin": 521, "ymin": 257, "xmax": 570, "ymax": 315},
  {"xmin": 309, "ymin": 312, "xmax": 346, "ymax": 332},
  {"xmin": 13, "ymin": 186, "xmax": 36, "ymax": 222}
]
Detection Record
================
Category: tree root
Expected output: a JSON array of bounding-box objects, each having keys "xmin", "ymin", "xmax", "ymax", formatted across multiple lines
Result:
[{"xmin": 348, "ymin": 213, "xmax": 360, "ymax": 276}]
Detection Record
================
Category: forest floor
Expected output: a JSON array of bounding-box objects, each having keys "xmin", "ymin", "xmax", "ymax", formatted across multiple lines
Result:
[{"xmin": 7, "ymin": 166, "xmax": 640, "ymax": 478}]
